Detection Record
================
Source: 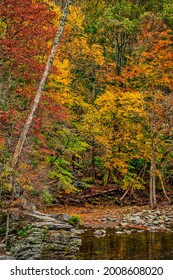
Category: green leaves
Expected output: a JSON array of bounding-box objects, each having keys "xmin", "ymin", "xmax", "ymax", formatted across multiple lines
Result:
[{"xmin": 45, "ymin": 125, "xmax": 88, "ymax": 193}]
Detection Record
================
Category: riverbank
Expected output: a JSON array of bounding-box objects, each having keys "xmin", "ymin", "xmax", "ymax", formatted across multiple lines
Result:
[
  {"xmin": 0, "ymin": 204, "xmax": 172, "ymax": 259},
  {"xmin": 47, "ymin": 204, "xmax": 173, "ymax": 231}
]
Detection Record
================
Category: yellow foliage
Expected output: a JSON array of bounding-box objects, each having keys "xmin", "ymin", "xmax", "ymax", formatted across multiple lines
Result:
[
  {"xmin": 79, "ymin": 86, "xmax": 147, "ymax": 175},
  {"xmin": 67, "ymin": 6, "xmax": 85, "ymax": 30},
  {"xmin": 47, "ymin": 58, "xmax": 73, "ymax": 106},
  {"xmin": 0, "ymin": 20, "xmax": 6, "ymax": 38},
  {"xmin": 51, "ymin": 58, "xmax": 72, "ymax": 86},
  {"xmin": 91, "ymin": 44, "xmax": 105, "ymax": 66}
]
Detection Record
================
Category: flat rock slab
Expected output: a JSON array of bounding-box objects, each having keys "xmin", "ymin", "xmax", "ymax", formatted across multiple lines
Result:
[
  {"xmin": 0, "ymin": 255, "xmax": 15, "ymax": 260},
  {"xmin": 22, "ymin": 211, "xmax": 60, "ymax": 223},
  {"xmin": 31, "ymin": 221, "xmax": 72, "ymax": 229}
]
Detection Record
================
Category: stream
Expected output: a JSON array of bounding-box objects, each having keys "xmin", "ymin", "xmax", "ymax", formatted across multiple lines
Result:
[{"xmin": 77, "ymin": 228, "xmax": 173, "ymax": 260}]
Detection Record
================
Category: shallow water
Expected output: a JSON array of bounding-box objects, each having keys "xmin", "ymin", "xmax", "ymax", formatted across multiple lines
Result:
[{"xmin": 77, "ymin": 228, "xmax": 173, "ymax": 260}]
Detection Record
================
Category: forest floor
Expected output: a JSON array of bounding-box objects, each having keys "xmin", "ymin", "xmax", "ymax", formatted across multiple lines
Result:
[
  {"xmin": 46, "ymin": 204, "xmax": 172, "ymax": 228},
  {"xmin": 45, "ymin": 184, "xmax": 173, "ymax": 228}
]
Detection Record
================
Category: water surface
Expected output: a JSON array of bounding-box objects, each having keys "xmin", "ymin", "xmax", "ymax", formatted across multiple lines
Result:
[{"xmin": 77, "ymin": 228, "xmax": 173, "ymax": 260}]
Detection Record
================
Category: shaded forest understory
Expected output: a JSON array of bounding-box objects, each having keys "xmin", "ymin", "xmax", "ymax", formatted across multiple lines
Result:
[{"xmin": 0, "ymin": 0, "xmax": 173, "ymax": 220}]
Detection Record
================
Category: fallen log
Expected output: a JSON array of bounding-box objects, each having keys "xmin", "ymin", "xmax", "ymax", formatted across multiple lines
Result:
[
  {"xmin": 126, "ymin": 223, "xmax": 149, "ymax": 231},
  {"xmin": 80, "ymin": 186, "xmax": 121, "ymax": 199}
]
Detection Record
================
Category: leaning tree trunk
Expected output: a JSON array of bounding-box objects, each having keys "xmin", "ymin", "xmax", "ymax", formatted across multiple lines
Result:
[
  {"xmin": 149, "ymin": 152, "xmax": 157, "ymax": 209},
  {"xmin": 4, "ymin": 0, "xmax": 73, "ymax": 247},
  {"xmin": 11, "ymin": 0, "xmax": 73, "ymax": 171}
]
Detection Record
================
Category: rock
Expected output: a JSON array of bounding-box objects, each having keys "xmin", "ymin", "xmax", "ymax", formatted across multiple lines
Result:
[
  {"xmin": 71, "ymin": 228, "xmax": 84, "ymax": 234},
  {"xmin": 158, "ymin": 219, "xmax": 165, "ymax": 224},
  {"xmin": 115, "ymin": 226, "xmax": 120, "ymax": 229},
  {"xmin": 166, "ymin": 228, "xmax": 172, "ymax": 232},
  {"xmin": 155, "ymin": 210, "xmax": 161, "ymax": 215},
  {"xmin": 9, "ymin": 224, "xmax": 82, "ymax": 260},
  {"xmin": 0, "ymin": 244, "xmax": 6, "ymax": 253},
  {"xmin": 32, "ymin": 221, "xmax": 72, "ymax": 230},
  {"xmin": 124, "ymin": 230, "xmax": 131, "ymax": 234},
  {"xmin": 6, "ymin": 210, "xmax": 82, "ymax": 260},
  {"xmin": 159, "ymin": 225, "xmax": 166, "ymax": 231},
  {"xmin": 149, "ymin": 226, "xmax": 157, "ymax": 231},
  {"xmin": 153, "ymin": 220, "xmax": 159, "ymax": 225},
  {"xmin": 116, "ymin": 231, "xmax": 123, "ymax": 234},
  {"xmin": 148, "ymin": 215, "xmax": 156, "ymax": 220},
  {"xmin": 133, "ymin": 212, "xmax": 142, "ymax": 216},
  {"xmin": 94, "ymin": 229, "xmax": 106, "ymax": 236},
  {"xmin": 120, "ymin": 222, "xmax": 128, "ymax": 227},
  {"xmin": 23, "ymin": 211, "xmax": 59, "ymax": 223},
  {"xmin": 160, "ymin": 215, "xmax": 166, "ymax": 220},
  {"xmin": 146, "ymin": 219, "xmax": 153, "ymax": 224},
  {"xmin": 0, "ymin": 255, "xmax": 15, "ymax": 260},
  {"xmin": 53, "ymin": 213, "xmax": 70, "ymax": 222},
  {"xmin": 132, "ymin": 216, "xmax": 142, "ymax": 224}
]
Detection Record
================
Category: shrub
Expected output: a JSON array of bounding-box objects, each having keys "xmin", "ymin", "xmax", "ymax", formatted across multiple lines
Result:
[{"xmin": 68, "ymin": 214, "xmax": 82, "ymax": 226}]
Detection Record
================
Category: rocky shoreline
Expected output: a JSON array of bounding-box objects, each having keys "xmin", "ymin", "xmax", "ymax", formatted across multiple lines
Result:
[
  {"xmin": 49, "ymin": 205, "xmax": 173, "ymax": 231},
  {"xmin": 93, "ymin": 206, "xmax": 173, "ymax": 236},
  {"xmin": 47, "ymin": 204, "xmax": 173, "ymax": 232},
  {"xmin": 1, "ymin": 205, "xmax": 173, "ymax": 259}
]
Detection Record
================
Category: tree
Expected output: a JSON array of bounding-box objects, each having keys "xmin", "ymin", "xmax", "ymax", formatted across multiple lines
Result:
[
  {"xmin": 120, "ymin": 15, "xmax": 173, "ymax": 207},
  {"xmin": 2, "ymin": 0, "xmax": 73, "ymax": 246},
  {"xmin": 0, "ymin": 0, "xmax": 58, "ymax": 179},
  {"xmin": 11, "ymin": 0, "xmax": 73, "ymax": 174}
]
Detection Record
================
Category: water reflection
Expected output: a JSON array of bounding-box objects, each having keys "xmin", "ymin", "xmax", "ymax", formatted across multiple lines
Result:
[{"xmin": 77, "ymin": 228, "xmax": 173, "ymax": 260}]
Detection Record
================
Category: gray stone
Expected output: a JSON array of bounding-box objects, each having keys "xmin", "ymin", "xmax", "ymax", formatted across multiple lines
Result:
[
  {"xmin": 133, "ymin": 212, "xmax": 142, "ymax": 216},
  {"xmin": 120, "ymin": 222, "xmax": 128, "ymax": 227},
  {"xmin": 70, "ymin": 228, "xmax": 84, "ymax": 234},
  {"xmin": 53, "ymin": 213, "xmax": 70, "ymax": 222},
  {"xmin": 23, "ymin": 211, "xmax": 58, "ymax": 223},
  {"xmin": 115, "ymin": 226, "xmax": 120, "ymax": 229},
  {"xmin": 147, "ymin": 215, "xmax": 156, "ymax": 220},
  {"xmin": 32, "ymin": 221, "xmax": 72, "ymax": 229},
  {"xmin": 0, "ymin": 255, "xmax": 15, "ymax": 260},
  {"xmin": 94, "ymin": 229, "xmax": 106, "ymax": 236},
  {"xmin": 160, "ymin": 215, "xmax": 166, "ymax": 220},
  {"xmin": 159, "ymin": 225, "xmax": 166, "ymax": 231},
  {"xmin": 125, "ymin": 230, "xmax": 131, "ymax": 234},
  {"xmin": 7, "ymin": 211, "xmax": 82, "ymax": 260},
  {"xmin": 146, "ymin": 219, "xmax": 153, "ymax": 224},
  {"xmin": 132, "ymin": 216, "xmax": 142, "ymax": 224}
]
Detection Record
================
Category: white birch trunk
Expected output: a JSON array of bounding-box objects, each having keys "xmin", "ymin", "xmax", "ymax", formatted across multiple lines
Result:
[
  {"xmin": 11, "ymin": 0, "xmax": 73, "ymax": 169},
  {"xmin": 149, "ymin": 151, "xmax": 157, "ymax": 208}
]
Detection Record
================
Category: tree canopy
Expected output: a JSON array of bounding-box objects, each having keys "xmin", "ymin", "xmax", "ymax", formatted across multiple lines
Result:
[{"xmin": 0, "ymin": 0, "xmax": 173, "ymax": 209}]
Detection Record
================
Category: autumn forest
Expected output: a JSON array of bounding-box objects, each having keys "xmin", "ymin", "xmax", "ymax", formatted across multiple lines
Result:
[{"xmin": 0, "ymin": 0, "xmax": 173, "ymax": 217}]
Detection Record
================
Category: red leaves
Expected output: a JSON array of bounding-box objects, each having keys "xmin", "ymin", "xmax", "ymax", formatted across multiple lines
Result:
[
  {"xmin": 0, "ymin": 111, "xmax": 9, "ymax": 126},
  {"xmin": 1, "ymin": 0, "xmax": 56, "ymax": 81}
]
